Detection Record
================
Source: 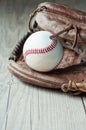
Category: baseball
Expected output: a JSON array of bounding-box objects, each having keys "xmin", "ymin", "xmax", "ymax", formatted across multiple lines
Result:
[{"xmin": 23, "ymin": 31, "xmax": 63, "ymax": 72}]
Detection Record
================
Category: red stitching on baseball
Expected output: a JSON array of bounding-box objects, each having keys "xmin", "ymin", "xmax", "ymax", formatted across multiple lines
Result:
[{"xmin": 24, "ymin": 39, "xmax": 58, "ymax": 60}]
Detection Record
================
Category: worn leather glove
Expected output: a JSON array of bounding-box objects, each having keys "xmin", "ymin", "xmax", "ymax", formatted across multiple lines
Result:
[{"xmin": 8, "ymin": 2, "xmax": 86, "ymax": 95}]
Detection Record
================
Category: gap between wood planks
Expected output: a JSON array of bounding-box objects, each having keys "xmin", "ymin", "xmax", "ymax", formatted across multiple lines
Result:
[
  {"xmin": 81, "ymin": 95, "xmax": 86, "ymax": 114},
  {"xmin": 4, "ymin": 75, "xmax": 86, "ymax": 130},
  {"xmin": 4, "ymin": 75, "xmax": 13, "ymax": 130}
]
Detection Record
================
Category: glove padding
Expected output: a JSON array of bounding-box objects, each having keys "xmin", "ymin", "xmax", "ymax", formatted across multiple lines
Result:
[{"xmin": 8, "ymin": 2, "xmax": 86, "ymax": 95}]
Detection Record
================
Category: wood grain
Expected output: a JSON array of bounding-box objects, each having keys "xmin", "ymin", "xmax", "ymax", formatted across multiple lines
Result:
[{"xmin": 0, "ymin": 0, "xmax": 86, "ymax": 130}]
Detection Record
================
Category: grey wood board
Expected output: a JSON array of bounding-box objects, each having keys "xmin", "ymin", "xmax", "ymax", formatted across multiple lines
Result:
[{"xmin": 0, "ymin": 0, "xmax": 86, "ymax": 130}]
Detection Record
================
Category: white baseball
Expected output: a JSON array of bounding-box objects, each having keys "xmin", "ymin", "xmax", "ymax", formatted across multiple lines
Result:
[{"xmin": 23, "ymin": 31, "xmax": 63, "ymax": 72}]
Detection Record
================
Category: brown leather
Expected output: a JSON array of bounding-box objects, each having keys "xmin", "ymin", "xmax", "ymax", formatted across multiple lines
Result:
[
  {"xmin": 8, "ymin": 32, "xmax": 86, "ymax": 95},
  {"xmin": 29, "ymin": 2, "xmax": 86, "ymax": 39},
  {"xmin": 8, "ymin": 60, "xmax": 86, "ymax": 93},
  {"xmin": 29, "ymin": 2, "xmax": 86, "ymax": 62},
  {"xmin": 8, "ymin": 2, "xmax": 86, "ymax": 95}
]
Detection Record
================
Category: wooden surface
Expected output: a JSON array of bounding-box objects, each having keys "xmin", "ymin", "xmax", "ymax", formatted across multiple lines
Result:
[{"xmin": 0, "ymin": 0, "xmax": 86, "ymax": 130}]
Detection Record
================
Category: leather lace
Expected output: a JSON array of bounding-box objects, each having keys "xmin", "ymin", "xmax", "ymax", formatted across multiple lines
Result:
[
  {"xmin": 61, "ymin": 80, "xmax": 86, "ymax": 95},
  {"xmin": 50, "ymin": 24, "xmax": 78, "ymax": 49}
]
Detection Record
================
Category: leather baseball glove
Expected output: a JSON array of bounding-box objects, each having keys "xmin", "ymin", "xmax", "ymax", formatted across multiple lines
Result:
[{"xmin": 8, "ymin": 2, "xmax": 86, "ymax": 95}]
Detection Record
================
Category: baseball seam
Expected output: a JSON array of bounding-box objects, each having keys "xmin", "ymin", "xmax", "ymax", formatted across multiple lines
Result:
[{"xmin": 24, "ymin": 39, "xmax": 58, "ymax": 60}]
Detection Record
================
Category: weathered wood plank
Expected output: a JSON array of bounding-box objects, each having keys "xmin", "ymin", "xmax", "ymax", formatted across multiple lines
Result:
[
  {"xmin": 0, "ymin": 1, "xmax": 13, "ymax": 129},
  {"xmin": 0, "ymin": 71, "xmax": 11, "ymax": 130},
  {"xmin": 36, "ymin": 89, "xmax": 86, "ymax": 130},
  {"xmin": 0, "ymin": 0, "xmax": 86, "ymax": 130},
  {"xmin": 3, "ymin": 86, "xmax": 86, "ymax": 130},
  {"xmin": 81, "ymin": 96, "xmax": 86, "ymax": 114}
]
